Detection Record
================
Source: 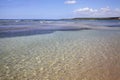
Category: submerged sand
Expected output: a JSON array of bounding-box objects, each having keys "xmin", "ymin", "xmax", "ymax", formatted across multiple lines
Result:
[{"xmin": 0, "ymin": 30, "xmax": 120, "ymax": 80}]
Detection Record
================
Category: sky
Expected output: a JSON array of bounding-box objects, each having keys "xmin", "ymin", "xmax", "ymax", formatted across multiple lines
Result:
[{"xmin": 0, "ymin": 0, "xmax": 120, "ymax": 19}]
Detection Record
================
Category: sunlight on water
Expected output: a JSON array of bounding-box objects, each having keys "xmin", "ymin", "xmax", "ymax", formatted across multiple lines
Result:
[
  {"xmin": 0, "ymin": 30, "xmax": 120, "ymax": 80},
  {"xmin": 0, "ymin": 20, "xmax": 120, "ymax": 80}
]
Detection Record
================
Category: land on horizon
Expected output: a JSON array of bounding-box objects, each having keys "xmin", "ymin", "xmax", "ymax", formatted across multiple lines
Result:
[{"xmin": 0, "ymin": 17, "xmax": 120, "ymax": 20}]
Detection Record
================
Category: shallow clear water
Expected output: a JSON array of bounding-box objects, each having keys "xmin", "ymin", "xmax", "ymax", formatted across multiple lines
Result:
[{"xmin": 0, "ymin": 20, "xmax": 120, "ymax": 80}]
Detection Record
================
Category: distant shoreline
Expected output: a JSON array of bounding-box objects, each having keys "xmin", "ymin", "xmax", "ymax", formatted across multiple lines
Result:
[
  {"xmin": 0, "ymin": 17, "xmax": 120, "ymax": 20},
  {"xmin": 61, "ymin": 17, "xmax": 120, "ymax": 20}
]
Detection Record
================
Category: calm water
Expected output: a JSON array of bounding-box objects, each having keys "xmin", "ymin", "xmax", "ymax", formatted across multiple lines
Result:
[
  {"xmin": 0, "ymin": 19, "xmax": 120, "ymax": 27},
  {"xmin": 0, "ymin": 19, "xmax": 120, "ymax": 38},
  {"xmin": 0, "ymin": 19, "xmax": 120, "ymax": 80}
]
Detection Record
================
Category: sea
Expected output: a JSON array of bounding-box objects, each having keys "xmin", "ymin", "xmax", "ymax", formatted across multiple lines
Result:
[
  {"xmin": 0, "ymin": 19, "xmax": 120, "ymax": 38},
  {"xmin": 0, "ymin": 19, "xmax": 120, "ymax": 80}
]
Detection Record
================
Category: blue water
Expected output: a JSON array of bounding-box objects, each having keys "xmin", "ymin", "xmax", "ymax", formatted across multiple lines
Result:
[
  {"xmin": 0, "ymin": 19, "xmax": 120, "ymax": 27},
  {"xmin": 0, "ymin": 19, "xmax": 120, "ymax": 38},
  {"xmin": 81, "ymin": 20, "xmax": 120, "ymax": 27}
]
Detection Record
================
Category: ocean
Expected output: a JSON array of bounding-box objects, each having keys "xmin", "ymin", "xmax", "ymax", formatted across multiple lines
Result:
[
  {"xmin": 0, "ymin": 19, "xmax": 120, "ymax": 38},
  {"xmin": 0, "ymin": 19, "xmax": 120, "ymax": 80}
]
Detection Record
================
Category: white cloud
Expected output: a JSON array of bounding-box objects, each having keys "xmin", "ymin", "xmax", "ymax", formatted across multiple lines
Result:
[
  {"xmin": 74, "ymin": 7, "xmax": 97, "ymax": 13},
  {"xmin": 64, "ymin": 0, "xmax": 77, "ymax": 4},
  {"xmin": 74, "ymin": 7, "xmax": 120, "ymax": 17},
  {"xmin": 100, "ymin": 7, "xmax": 110, "ymax": 12}
]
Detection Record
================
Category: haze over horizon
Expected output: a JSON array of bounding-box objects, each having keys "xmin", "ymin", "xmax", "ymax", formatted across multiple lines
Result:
[{"xmin": 0, "ymin": 0, "xmax": 120, "ymax": 19}]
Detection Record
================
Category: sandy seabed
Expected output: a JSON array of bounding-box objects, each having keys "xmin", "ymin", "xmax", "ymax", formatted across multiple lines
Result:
[{"xmin": 0, "ymin": 30, "xmax": 120, "ymax": 80}]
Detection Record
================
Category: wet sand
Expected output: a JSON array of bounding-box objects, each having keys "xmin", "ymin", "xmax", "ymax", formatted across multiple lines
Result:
[{"xmin": 0, "ymin": 29, "xmax": 120, "ymax": 80}]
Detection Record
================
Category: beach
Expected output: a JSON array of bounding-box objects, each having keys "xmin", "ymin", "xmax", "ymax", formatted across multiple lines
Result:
[{"xmin": 0, "ymin": 20, "xmax": 120, "ymax": 80}]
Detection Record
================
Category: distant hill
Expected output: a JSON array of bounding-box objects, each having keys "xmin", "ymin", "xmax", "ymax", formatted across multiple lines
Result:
[{"xmin": 62, "ymin": 17, "xmax": 120, "ymax": 20}]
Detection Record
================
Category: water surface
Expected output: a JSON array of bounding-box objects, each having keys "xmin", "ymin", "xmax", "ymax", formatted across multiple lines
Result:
[{"xmin": 0, "ymin": 20, "xmax": 120, "ymax": 80}]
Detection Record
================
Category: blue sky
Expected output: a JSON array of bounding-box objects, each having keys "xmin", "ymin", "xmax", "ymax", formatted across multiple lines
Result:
[{"xmin": 0, "ymin": 0, "xmax": 120, "ymax": 19}]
